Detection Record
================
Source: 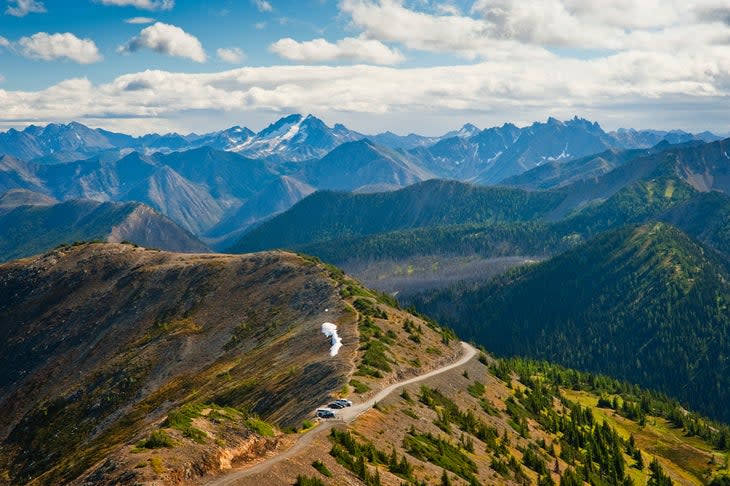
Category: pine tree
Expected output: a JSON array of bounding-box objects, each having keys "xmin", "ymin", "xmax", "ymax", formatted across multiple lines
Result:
[
  {"xmin": 626, "ymin": 434, "xmax": 636, "ymax": 455},
  {"xmin": 398, "ymin": 455, "xmax": 413, "ymax": 477},
  {"xmin": 388, "ymin": 448, "xmax": 398, "ymax": 470},
  {"xmin": 560, "ymin": 467, "xmax": 582, "ymax": 486},
  {"xmin": 538, "ymin": 473, "xmax": 556, "ymax": 486},
  {"xmin": 372, "ymin": 469, "xmax": 382, "ymax": 486},
  {"xmin": 647, "ymin": 458, "xmax": 673, "ymax": 486},
  {"xmin": 634, "ymin": 449, "xmax": 644, "ymax": 470},
  {"xmin": 440, "ymin": 469, "xmax": 452, "ymax": 486}
]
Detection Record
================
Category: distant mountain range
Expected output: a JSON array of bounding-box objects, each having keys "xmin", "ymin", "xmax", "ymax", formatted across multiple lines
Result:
[
  {"xmin": 0, "ymin": 189, "xmax": 207, "ymax": 261},
  {"xmin": 230, "ymin": 138, "xmax": 730, "ymax": 259},
  {"xmin": 1, "ymin": 114, "xmax": 719, "ymax": 166},
  {"xmin": 0, "ymin": 114, "xmax": 723, "ymax": 251},
  {"xmin": 228, "ymin": 179, "xmax": 564, "ymax": 255}
]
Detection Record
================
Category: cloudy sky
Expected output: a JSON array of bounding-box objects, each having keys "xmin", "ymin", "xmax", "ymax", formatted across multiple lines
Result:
[{"xmin": 0, "ymin": 0, "xmax": 729, "ymax": 135}]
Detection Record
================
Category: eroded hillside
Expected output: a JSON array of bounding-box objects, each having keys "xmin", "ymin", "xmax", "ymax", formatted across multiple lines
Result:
[
  {"xmin": 0, "ymin": 243, "xmax": 459, "ymax": 485},
  {"xmin": 222, "ymin": 350, "xmax": 730, "ymax": 486}
]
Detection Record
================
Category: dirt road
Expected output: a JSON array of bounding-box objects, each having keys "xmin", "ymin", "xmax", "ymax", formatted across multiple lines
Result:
[{"xmin": 205, "ymin": 341, "xmax": 477, "ymax": 485}]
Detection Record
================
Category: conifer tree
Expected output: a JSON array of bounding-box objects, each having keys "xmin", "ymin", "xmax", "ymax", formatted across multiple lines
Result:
[
  {"xmin": 440, "ymin": 469, "xmax": 452, "ymax": 486},
  {"xmin": 647, "ymin": 458, "xmax": 673, "ymax": 486}
]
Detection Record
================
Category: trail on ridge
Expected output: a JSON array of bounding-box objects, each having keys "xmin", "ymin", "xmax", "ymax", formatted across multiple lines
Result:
[{"xmin": 205, "ymin": 341, "xmax": 477, "ymax": 485}]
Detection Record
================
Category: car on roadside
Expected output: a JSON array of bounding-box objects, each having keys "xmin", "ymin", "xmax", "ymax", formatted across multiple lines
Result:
[
  {"xmin": 327, "ymin": 402, "xmax": 345, "ymax": 409},
  {"xmin": 334, "ymin": 399, "xmax": 352, "ymax": 407},
  {"xmin": 316, "ymin": 408, "xmax": 336, "ymax": 418}
]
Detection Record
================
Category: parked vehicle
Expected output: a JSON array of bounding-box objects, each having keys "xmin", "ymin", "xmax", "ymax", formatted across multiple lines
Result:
[
  {"xmin": 334, "ymin": 399, "xmax": 352, "ymax": 407},
  {"xmin": 328, "ymin": 402, "xmax": 345, "ymax": 409},
  {"xmin": 316, "ymin": 408, "xmax": 336, "ymax": 418}
]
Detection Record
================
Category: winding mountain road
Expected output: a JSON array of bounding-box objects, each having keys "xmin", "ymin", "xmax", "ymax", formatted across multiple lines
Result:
[{"xmin": 205, "ymin": 341, "xmax": 477, "ymax": 485}]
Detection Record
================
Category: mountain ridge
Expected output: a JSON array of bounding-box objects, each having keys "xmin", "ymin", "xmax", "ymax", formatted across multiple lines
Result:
[
  {"xmin": 0, "ymin": 242, "xmax": 460, "ymax": 484},
  {"xmin": 0, "ymin": 115, "xmax": 719, "ymax": 167},
  {"xmin": 0, "ymin": 196, "xmax": 208, "ymax": 260}
]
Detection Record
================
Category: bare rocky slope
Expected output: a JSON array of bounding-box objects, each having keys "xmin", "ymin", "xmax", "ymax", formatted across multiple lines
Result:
[{"xmin": 0, "ymin": 243, "xmax": 458, "ymax": 485}]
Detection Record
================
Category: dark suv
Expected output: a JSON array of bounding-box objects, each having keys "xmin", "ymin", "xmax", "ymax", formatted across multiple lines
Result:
[{"xmin": 316, "ymin": 408, "xmax": 336, "ymax": 418}]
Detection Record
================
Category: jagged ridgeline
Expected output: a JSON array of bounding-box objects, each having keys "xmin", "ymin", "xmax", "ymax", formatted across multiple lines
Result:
[
  {"xmin": 409, "ymin": 222, "xmax": 730, "ymax": 422},
  {"xmin": 0, "ymin": 242, "xmax": 458, "ymax": 484}
]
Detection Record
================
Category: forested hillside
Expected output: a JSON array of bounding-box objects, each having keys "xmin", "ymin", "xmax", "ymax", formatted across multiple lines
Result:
[
  {"xmin": 408, "ymin": 223, "xmax": 730, "ymax": 422},
  {"xmin": 229, "ymin": 180, "xmax": 565, "ymax": 253},
  {"xmin": 231, "ymin": 140, "xmax": 730, "ymax": 272}
]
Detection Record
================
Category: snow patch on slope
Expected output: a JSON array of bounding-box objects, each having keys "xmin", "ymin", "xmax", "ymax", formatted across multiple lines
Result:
[{"xmin": 321, "ymin": 322, "xmax": 342, "ymax": 356}]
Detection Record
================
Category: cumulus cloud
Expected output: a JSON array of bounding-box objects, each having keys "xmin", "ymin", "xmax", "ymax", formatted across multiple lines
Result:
[
  {"xmin": 1, "ymin": 49, "xmax": 729, "ymax": 135},
  {"xmin": 435, "ymin": 3, "xmax": 460, "ymax": 16},
  {"xmin": 118, "ymin": 22, "xmax": 206, "ymax": 62},
  {"xmin": 252, "ymin": 0, "xmax": 272, "ymax": 12},
  {"xmin": 97, "ymin": 0, "xmax": 173, "ymax": 10},
  {"xmin": 339, "ymin": 0, "xmax": 548, "ymax": 61},
  {"xmin": 339, "ymin": 0, "xmax": 730, "ymax": 59},
  {"xmin": 5, "ymin": 0, "xmax": 45, "ymax": 16},
  {"xmin": 125, "ymin": 16, "xmax": 155, "ymax": 24},
  {"xmin": 0, "ymin": 36, "xmax": 9, "ymax": 47},
  {"xmin": 216, "ymin": 47, "xmax": 245, "ymax": 63},
  {"xmin": 18, "ymin": 32, "xmax": 102, "ymax": 64},
  {"xmin": 270, "ymin": 36, "xmax": 404, "ymax": 65},
  {"xmin": 2, "ymin": 0, "xmax": 729, "ymax": 135}
]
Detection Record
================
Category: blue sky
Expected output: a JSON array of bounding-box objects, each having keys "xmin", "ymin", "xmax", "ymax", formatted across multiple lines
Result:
[
  {"xmin": 0, "ymin": 1, "xmax": 341, "ymax": 89},
  {"xmin": 0, "ymin": 0, "xmax": 729, "ymax": 135}
]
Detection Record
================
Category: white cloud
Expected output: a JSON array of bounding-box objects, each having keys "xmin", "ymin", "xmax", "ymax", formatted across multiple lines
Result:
[
  {"xmin": 253, "ymin": 0, "xmax": 272, "ymax": 12},
  {"xmin": 3, "ymin": 1, "xmax": 730, "ymax": 135},
  {"xmin": 0, "ymin": 36, "xmax": 9, "ymax": 47},
  {"xmin": 0, "ymin": 0, "xmax": 729, "ymax": 136},
  {"xmin": 339, "ymin": 0, "xmax": 730, "ymax": 58},
  {"xmin": 217, "ymin": 47, "xmax": 245, "ymax": 63},
  {"xmin": 97, "ymin": 0, "xmax": 173, "ymax": 10},
  {"xmin": 125, "ymin": 16, "xmax": 155, "ymax": 24},
  {"xmin": 118, "ymin": 22, "xmax": 206, "ymax": 62},
  {"xmin": 18, "ymin": 32, "xmax": 102, "ymax": 64},
  {"xmin": 435, "ymin": 3, "xmax": 460, "ymax": 16},
  {"xmin": 339, "ymin": 0, "xmax": 550, "ymax": 61},
  {"xmin": 5, "ymin": 0, "xmax": 45, "ymax": 16},
  {"xmin": 0, "ymin": 49, "xmax": 728, "ymax": 135},
  {"xmin": 269, "ymin": 36, "xmax": 404, "ymax": 65},
  {"xmin": 255, "ymin": 21, "xmax": 267, "ymax": 30}
]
